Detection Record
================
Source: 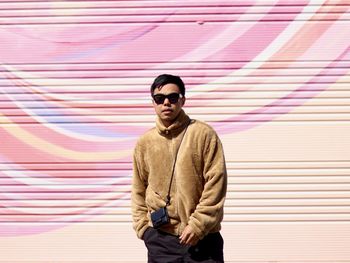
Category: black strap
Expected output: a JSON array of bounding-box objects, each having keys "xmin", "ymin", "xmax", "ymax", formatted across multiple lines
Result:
[{"xmin": 165, "ymin": 122, "xmax": 190, "ymax": 205}]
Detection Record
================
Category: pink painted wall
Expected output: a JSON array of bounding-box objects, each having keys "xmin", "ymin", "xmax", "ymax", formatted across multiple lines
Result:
[{"xmin": 1, "ymin": 1, "xmax": 350, "ymax": 262}]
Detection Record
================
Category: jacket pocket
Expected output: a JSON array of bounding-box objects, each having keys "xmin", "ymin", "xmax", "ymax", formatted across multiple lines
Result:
[{"xmin": 145, "ymin": 187, "xmax": 167, "ymax": 211}]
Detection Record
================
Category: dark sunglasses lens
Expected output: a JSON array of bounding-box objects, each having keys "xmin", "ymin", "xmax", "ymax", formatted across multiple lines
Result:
[
  {"xmin": 153, "ymin": 94, "xmax": 166, "ymax": 104},
  {"xmin": 168, "ymin": 93, "xmax": 180, "ymax": 103}
]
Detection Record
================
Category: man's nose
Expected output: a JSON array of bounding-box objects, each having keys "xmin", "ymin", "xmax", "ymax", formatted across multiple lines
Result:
[{"xmin": 163, "ymin": 98, "xmax": 171, "ymax": 105}]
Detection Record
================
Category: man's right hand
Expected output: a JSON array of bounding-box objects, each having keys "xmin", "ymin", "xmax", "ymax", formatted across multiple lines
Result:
[{"xmin": 179, "ymin": 225, "xmax": 199, "ymax": 246}]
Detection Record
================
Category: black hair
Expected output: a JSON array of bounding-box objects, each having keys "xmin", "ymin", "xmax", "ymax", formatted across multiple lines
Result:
[{"xmin": 150, "ymin": 74, "xmax": 185, "ymax": 96}]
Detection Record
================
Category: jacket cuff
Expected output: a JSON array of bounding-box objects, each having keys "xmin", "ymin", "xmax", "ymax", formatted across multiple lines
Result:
[{"xmin": 188, "ymin": 219, "xmax": 206, "ymax": 240}]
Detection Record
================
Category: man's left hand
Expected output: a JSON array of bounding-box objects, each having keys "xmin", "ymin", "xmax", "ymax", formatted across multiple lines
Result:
[{"xmin": 179, "ymin": 225, "xmax": 200, "ymax": 246}]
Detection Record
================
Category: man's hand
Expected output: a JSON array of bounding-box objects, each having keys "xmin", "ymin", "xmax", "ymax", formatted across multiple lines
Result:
[{"xmin": 179, "ymin": 225, "xmax": 200, "ymax": 246}]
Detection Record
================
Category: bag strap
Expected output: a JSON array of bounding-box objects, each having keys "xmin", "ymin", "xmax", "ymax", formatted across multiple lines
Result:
[{"xmin": 165, "ymin": 121, "xmax": 190, "ymax": 206}]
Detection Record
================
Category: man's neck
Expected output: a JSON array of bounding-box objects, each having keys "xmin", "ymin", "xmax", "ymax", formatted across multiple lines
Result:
[{"xmin": 162, "ymin": 120, "xmax": 173, "ymax": 128}]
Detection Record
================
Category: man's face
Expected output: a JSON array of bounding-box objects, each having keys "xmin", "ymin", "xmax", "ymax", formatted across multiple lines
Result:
[{"xmin": 152, "ymin": 83, "xmax": 186, "ymax": 127}]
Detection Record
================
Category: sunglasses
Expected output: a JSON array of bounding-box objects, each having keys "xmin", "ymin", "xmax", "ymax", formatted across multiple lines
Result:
[{"xmin": 152, "ymin": 93, "xmax": 182, "ymax": 104}]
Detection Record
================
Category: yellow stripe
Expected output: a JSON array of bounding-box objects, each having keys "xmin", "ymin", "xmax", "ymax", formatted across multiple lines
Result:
[{"xmin": 0, "ymin": 114, "xmax": 131, "ymax": 161}]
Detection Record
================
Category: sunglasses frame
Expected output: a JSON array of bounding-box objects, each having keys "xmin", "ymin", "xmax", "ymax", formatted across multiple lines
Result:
[{"xmin": 152, "ymin": 92, "xmax": 183, "ymax": 105}]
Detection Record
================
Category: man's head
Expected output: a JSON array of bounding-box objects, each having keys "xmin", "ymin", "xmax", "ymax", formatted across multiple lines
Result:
[{"xmin": 150, "ymin": 74, "xmax": 186, "ymax": 127}]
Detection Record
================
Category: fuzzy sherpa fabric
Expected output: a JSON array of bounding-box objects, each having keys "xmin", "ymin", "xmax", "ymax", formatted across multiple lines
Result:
[{"xmin": 132, "ymin": 110, "xmax": 227, "ymax": 240}]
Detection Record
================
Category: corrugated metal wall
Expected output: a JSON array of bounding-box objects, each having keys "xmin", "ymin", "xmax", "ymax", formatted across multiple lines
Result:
[{"xmin": 1, "ymin": 1, "xmax": 350, "ymax": 262}]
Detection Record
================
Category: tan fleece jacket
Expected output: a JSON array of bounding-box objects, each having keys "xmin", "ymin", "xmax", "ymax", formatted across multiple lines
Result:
[{"xmin": 132, "ymin": 110, "xmax": 227, "ymax": 240}]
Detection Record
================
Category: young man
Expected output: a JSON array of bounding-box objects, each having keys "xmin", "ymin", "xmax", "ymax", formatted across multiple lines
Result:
[{"xmin": 132, "ymin": 74, "xmax": 227, "ymax": 262}]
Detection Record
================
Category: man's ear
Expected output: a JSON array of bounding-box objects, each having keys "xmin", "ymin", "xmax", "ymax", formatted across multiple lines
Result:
[
  {"xmin": 152, "ymin": 97, "xmax": 158, "ymax": 107},
  {"xmin": 181, "ymin": 96, "xmax": 186, "ymax": 106}
]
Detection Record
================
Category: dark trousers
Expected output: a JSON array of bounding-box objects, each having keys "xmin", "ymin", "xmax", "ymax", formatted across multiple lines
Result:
[{"xmin": 143, "ymin": 227, "xmax": 224, "ymax": 263}]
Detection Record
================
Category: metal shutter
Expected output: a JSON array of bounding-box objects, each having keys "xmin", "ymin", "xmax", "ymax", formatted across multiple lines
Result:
[{"xmin": 1, "ymin": 1, "xmax": 350, "ymax": 262}]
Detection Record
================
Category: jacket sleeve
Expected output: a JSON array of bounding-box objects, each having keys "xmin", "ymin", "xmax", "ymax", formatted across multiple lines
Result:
[
  {"xmin": 131, "ymin": 145, "xmax": 150, "ymax": 239},
  {"xmin": 187, "ymin": 132, "xmax": 227, "ymax": 239}
]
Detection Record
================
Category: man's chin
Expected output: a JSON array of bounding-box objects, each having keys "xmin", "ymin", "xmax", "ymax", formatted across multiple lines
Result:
[
  {"xmin": 160, "ymin": 116, "xmax": 175, "ymax": 125},
  {"xmin": 161, "ymin": 116, "xmax": 173, "ymax": 122},
  {"xmin": 161, "ymin": 113, "xmax": 174, "ymax": 119}
]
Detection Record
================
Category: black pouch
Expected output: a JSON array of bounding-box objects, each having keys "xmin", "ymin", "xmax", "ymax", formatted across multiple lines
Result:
[{"xmin": 150, "ymin": 207, "xmax": 169, "ymax": 229}]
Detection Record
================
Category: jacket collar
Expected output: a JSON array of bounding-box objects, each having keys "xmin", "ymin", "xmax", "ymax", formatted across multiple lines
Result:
[{"xmin": 156, "ymin": 110, "xmax": 190, "ymax": 136}]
